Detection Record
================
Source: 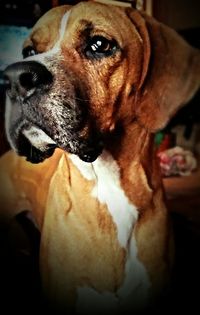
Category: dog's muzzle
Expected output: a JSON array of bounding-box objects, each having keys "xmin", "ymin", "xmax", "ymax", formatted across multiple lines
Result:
[
  {"xmin": 4, "ymin": 61, "xmax": 57, "ymax": 163},
  {"xmin": 4, "ymin": 61, "xmax": 103, "ymax": 163}
]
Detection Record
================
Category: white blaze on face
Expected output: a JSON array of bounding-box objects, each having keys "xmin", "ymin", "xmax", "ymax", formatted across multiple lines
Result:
[
  {"xmin": 25, "ymin": 9, "xmax": 71, "ymax": 62},
  {"xmin": 69, "ymin": 151, "xmax": 151, "ymax": 313},
  {"xmin": 43, "ymin": 9, "xmax": 71, "ymax": 54},
  {"xmin": 53, "ymin": 10, "xmax": 70, "ymax": 51}
]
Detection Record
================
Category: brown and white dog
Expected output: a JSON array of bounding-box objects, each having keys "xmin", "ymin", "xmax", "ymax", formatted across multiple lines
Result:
[{"xmin": 0, "ymin": 1, "xmax": 200, "ymax": 314}]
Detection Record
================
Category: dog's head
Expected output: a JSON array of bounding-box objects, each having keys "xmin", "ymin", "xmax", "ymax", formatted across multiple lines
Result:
[{"xmin": 4, "ymin": 2, "xmax": 200, "ymax": 163}]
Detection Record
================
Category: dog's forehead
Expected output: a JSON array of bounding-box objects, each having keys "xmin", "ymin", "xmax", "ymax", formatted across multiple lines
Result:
[
  {"xmin": 69, "ymin": 2, "xmax": 125, "ymax": 28},
  {"xmin": 23, "ymin": 5, "xmax": 71, "ymax": 52},
  {"xmin": 24, "ymin": 2, "xmax": 129, "ymax": 51}
]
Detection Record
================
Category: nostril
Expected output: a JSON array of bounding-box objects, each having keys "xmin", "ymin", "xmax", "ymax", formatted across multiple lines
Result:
[
  {"xmin": 3, "ymin": 61, "xmax": 53, "ymax": 99},
  {"xmin": 19, "ymin": 68, "xmax": 52, "ymax": 91},
  {"xmin": 19, "ymin": 72, "xmax": 38, "ymax": 90}
]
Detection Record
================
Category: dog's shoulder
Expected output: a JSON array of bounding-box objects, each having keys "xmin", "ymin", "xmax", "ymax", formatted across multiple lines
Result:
[
  {"xmin": 0, "ymin": 148, "xmax": 67, "ymax": 227},
  {"xmin": 0, "ymin": 148, "xmax": 65, "ymax": 182}
]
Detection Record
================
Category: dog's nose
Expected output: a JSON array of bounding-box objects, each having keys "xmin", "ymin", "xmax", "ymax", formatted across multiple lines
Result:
[{"xmin": 4, "ymin": 61, "xmax": 53, "ymax": 99}]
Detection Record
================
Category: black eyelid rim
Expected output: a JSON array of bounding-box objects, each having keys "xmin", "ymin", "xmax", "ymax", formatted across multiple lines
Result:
[
  {"xmin": 22, "ymin": 46, "xmax": 37, "ymax": 58},
  {"xmin": 89, "ymin": 35, "xmax": 118, "ymax": 47},
  {"xmin": 84, "ymin": 35, "xmax": 120, "ymax": 59}
]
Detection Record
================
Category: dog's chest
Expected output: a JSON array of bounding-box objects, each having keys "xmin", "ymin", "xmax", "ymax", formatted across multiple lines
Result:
[
  {"xmin": 40, "ymin": 151, "xmax": 150, "ymax": 312},
  {"xmin": 70, "ymin": 151, "xmax": 138, "ymax": 247}
]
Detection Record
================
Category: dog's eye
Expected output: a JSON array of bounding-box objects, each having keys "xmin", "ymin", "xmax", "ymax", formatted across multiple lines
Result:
[
  {"xmin": 22, "ymin": 46, "xmax": 37, "ymax": 59},
  {"xmin": 85, "ymin": 36, "xmax": 118, "ymax": 59}
]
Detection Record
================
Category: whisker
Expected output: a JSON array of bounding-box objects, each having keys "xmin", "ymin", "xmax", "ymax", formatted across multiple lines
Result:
[{"xmin": 74, "ymin": 97, "xmax": 90, "ymax": 102}]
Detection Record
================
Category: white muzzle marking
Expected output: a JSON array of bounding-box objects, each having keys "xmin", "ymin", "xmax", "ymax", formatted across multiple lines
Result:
[{"xmin": 22, "ymin": 126, "xmax": 56, "ymax": 151}]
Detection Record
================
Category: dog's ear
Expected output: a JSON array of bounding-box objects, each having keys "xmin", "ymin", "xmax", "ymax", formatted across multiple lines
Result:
[{"xmin": 126, "ymin": 9, "xmax": 200, "ymax": 132}]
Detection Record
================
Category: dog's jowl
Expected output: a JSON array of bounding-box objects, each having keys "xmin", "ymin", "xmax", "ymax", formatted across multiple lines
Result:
[{"xmin": 0, "ymin": 1, "xmax": 200, "ymax": 314}]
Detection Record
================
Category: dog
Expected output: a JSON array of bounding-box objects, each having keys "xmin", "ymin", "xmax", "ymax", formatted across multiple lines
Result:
[{"xmin": 0, "ymin": 1, "xmax": 200, "ymax": 314}]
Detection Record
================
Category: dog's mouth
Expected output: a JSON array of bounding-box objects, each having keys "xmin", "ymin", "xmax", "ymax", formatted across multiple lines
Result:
[
  {"xmin": 15, "ymin": 127, "xmax": 57, "ymax": 163},
  {"xmin": 19, "ymin": 137, "xmax": 57, "ymax": 164},
  {"xmin": 15, "ymin": 125, "xmax": 103, "ymax": 164}
]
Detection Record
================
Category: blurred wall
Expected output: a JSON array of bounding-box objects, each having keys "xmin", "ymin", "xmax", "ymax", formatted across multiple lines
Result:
[{"xmin": 153, "ymin": 0, "xmax": 200, "ymax": 30}]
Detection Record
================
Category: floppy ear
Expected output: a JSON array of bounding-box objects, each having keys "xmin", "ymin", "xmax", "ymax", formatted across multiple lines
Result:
[{"xmin": 126, "ymin": 9, "xmax": 200, "ymax": 132}]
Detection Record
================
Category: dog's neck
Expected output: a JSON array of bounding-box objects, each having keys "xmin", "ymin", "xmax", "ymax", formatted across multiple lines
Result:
[
  {"xmin": 104, "ymin": 121, "xmax": 162, "ymax": 211},
  {"xmin": 70, "ymin": 121, "xmax": 164, "ymax": 229}
]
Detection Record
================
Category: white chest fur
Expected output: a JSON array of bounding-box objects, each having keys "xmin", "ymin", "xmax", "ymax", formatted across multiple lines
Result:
[
  {"xmin": 69, "ymin": 151, "xmax": 151, "ymax": 313},
  {"xmin": 70, "ymin": 151, "xmax": 138, "ymax": 247}
]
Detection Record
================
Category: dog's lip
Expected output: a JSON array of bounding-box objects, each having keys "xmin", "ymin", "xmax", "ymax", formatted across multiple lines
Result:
[
  {"xmin": 19, "ymin": 125, "xmax": 104, "ymax": 163},
  {"xmin": 22, "ymin": 126, "xmax": 56, "ymax": 152},
  {"xmin": 15, "ymin": 130, "xmax": 57, "ymax": 164},
  {"xmin": 25, "ymin": 144, "xmax": 57, "ymax": 164}
]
